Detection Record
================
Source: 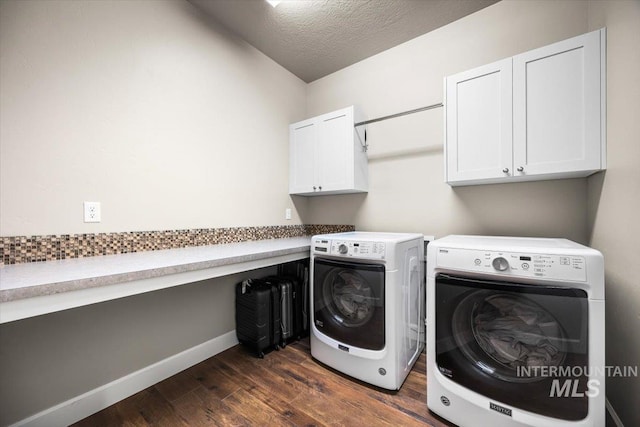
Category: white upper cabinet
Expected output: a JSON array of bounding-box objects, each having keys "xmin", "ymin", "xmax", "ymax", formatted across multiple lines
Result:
[
  {"xmin": 445, "ymin": 28, "xmax": 606, "ymax": 186},
  {"xmin": 289, "ymin": 106, "xmax": 368, "ymax": 196},
  {"xmin": 446, "ymin": 58, "xmax": 513, "ymax": 183},
  {"xmin": 289, "ymin": 118, "xmax": 317, "ymax": 194},
  {"xmin": 513, "ymin": 30, "xmax": 605, "ymax": 177}
]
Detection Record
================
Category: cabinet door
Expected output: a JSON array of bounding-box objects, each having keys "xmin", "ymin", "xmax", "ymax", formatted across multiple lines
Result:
[
  {"xmin": 513, "ymin": 29, "xmax": 604, "ymax": 177},
  {"xmin": 316, "ymin": 107, "xmax": 353, "ymax": 192},
  {"xmin": 446, "ymin": 58, "xmax": 513, "ymax": 184},
  {"xmin": 289, "ymin": 119, "xmax": 317, "ymax": 194}
]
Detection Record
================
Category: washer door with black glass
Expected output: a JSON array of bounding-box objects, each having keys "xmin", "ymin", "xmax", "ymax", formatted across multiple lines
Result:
[
  {"xmin": 435, "ymin": 273, "xmax": 589, "ymax": 421},
  {"xmin": 313, "ymin": 257, "xmax": 385, "ymax": 350}
]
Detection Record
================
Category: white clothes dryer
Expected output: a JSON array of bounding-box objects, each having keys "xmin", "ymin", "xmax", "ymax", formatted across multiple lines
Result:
[
  {"xmin": 310, "ymin": 232, "xmax": 425, "ymax": 390},
  {"xmin": 426, "ymin": 235, "xmax": 605, "ymax": 427}
]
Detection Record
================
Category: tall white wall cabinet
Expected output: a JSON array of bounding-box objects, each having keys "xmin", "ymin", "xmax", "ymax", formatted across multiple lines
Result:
[
  {"xmin": 289, "ymin": 105, "xmax": 368, "ymax": 196},
  {"xmin": 445, "ymin": 28, "xmax": 606, "ymax": 186}
]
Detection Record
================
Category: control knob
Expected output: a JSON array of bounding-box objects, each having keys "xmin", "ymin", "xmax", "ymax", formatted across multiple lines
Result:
[
  {"xmin": 338, "ymin": 244, "xmax": 348, "ymax": 255},
  {"xmin": 492, "ymin": 257, "xmax": 509, "ymax": 271}
]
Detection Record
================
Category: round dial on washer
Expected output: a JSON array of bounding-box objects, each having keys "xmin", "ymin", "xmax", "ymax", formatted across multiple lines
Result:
[
  {"xmin": 492, "ymin": 257, "xmax": 509, "ymax": 271},
  {"xmin": 338, "ymin": 244, "xmax": 348, "ymax": 254}
]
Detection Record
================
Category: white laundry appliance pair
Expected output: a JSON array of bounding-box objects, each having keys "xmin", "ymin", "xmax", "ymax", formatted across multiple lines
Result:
[{"xmin": 310, "ymin": 232, "xmax": 425, "ymax": 390}]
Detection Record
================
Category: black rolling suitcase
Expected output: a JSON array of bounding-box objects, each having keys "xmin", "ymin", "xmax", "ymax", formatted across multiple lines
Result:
[
  {"xmin": 278, "ymin": 278, "xmax": 294, "ymax": 344},
  {"xmin": 274, "ymin": 260, "xmax": 310, "ymax": 341},
  {"xmin": 264, "ymin": 276, "xmax": 294, "ymax": 347},
  {"xmin": 296, "ymin": 267, "xmax": 310, "ymax": 338},
  {"xmin": 235, "ymin": 278, "xmax": 281, "ymax": 358}
]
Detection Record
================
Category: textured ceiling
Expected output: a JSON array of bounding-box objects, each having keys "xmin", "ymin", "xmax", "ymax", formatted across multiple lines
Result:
[{"xmin": 188, "ymin": 0, "xmax": 499, "ymax": 83}]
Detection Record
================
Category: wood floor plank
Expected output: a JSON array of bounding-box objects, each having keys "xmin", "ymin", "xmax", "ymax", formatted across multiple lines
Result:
[
  {"xmin": 72, "ymin": 404, "xmax": 136, "ymax": 427},
  {"xmin": 216, "ymin": 347, "xmax": 310, "ymax": 403},
  {"xmin": 73, "ymin": 338, "xmax": 455, "ymax": 427},
  {"xmin": 294, "ymin": 358, "xmax": 426, "ymax": 427},
  {"xmin": 209, "ymin": 346, "xmax": 327, "ymax": 426},
  {"xmin": 242, "ymin": 382, "xmax": 326, "ymax": 427},
  {"xmin": 267, "ymin": 351, "xmax": 414, "ymax": 426},
  {"xmin": 296, "ymin": 352, "xmax": 447, "ymax": 427},
  {"xmin": 112, "ymin": 390, "xmax": 160, "ymax": 427},
  {"xmin": 241, "ymin": 346, "xmax": 390, "ymax": 425},
  {"xmin": 276, "ymin": 340, "xmax": 310, "ymax": 364},
  {"xmin": 221, "ymin": 387, "xmax": 295, "ymax": 426},
  {"xmin": 186, "ymin": 357, "xmax": 243, "ymax": 400},
  {"xmin": 172, "ymin": 385, "xmax": 253, "ymax": 427},
  {"xmin": 291, "ymin": 384, "xmax": 389, "ymax": 426},
  {"xmin": 135, "ymin": 388, "xmax": 189, "ymax": 427},
  {"xmin": 154, "ymin": 366, "xmax": 201, "ymax": 402},
  {"xmin": 278, "ymin": 339, "xmax": 313, "ymax": 363}
]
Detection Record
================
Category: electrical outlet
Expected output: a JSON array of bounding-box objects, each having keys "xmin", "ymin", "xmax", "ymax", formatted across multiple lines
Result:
[
  {"xmin": 84, "ymin": 202, "xmax": 101, "ymax": 223},
  {"xmin": 285, "ymin": 208, "xmax": 292, "ymax": 220}
]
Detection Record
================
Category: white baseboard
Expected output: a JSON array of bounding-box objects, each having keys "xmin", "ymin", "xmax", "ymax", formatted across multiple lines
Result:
[{"xmin": 11, "ymin": 331, "xmax": 239, "ymax": 427}]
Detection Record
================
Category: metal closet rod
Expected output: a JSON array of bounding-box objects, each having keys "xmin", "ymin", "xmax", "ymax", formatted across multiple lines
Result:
[{"xmin": 354, "ymin": 102, "xmax": 443, "ymax": 127}]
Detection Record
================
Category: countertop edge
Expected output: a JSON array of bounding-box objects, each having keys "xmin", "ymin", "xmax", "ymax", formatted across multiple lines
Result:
[{"xmin": 0, "ymin": 237, "xmax": 312, "ymax": 303}]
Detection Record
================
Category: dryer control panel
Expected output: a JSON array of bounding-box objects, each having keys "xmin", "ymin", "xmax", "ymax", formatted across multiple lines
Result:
[
  {"xmin": 436, "ymin": 247, "xmax": 587, "ymax": 282},
  {"xmin": 313, "ymin": 238, "xmax": 386, "ymax": 260}
]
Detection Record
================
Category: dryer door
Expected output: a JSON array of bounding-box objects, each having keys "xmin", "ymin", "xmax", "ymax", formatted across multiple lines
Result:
[
  {"xmin": 313, "ymin": 258, "xmax": 385, "ymax": 350},
  {"xmin": 435, "ymin": 273, "xmax": 589, "ymax": 421}
]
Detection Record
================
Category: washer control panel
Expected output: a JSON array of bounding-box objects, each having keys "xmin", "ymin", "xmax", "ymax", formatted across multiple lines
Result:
[
  {"xmin": 436, "ymin": 247, "xmax": 587, "ymax": 282},
  {"xmin": 313, "ymin": 238, "xmax": 386, "ymax": 260}
]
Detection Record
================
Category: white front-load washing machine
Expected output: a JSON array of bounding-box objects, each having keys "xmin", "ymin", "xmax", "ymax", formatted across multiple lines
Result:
[
  {"xmin": 426, "ymin": 235, "xmax": 605, "ymax": 427},
  {"xmin": 310, "ymin": 232, "xmax": 425, "ymax": 390}
]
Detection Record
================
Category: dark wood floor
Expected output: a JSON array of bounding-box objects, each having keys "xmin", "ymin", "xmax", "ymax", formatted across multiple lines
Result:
[{"xmin": 73, "ymin": 338, "xmax": 454, "ymax": 426}]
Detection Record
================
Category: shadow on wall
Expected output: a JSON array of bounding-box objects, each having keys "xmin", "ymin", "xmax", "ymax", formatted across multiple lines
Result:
[
  {"xmin": 185, "ymin": 0, "xmax": 255, "ymax": 52},
  {"xmin": 290, "ymin": 195, "xmax": 310, "ymax": 224},
  {"xmin": 450, "ymin": 178, "xmax": 590, "ymax": 243},
  {"xmin": 602, "ymin": 270, "xmax": 640, "ymax": 427},
  {"xmin": 587, "ymin": 172, "xmax": 639, "ymax": 425},
  {"xmin": 367, "ymin": 145, "xmax": 443, "ymax": 163},
  {"xmin": 586, "ymin": 171, "xmax": 606, "ymax": 244},
  {"xmin": 293, "ymin": 193, "xmax": 367, "ymax": 226}
]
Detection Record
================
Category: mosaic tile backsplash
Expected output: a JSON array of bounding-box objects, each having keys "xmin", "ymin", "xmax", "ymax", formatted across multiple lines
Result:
[{"xmin": 0, "ymin": 224, "xmax": 354, "ymax": 265}]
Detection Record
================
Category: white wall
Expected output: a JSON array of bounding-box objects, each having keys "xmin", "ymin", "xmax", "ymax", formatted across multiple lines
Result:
[
  {"xmin": 304, "ymin": 0, "xmax": 639, "ymax": 424},
  {"xmin": 0, "ymin": 0, "xmax": 307, "ymax": 236},
  {"xmin": 0, "ymin": 267, "xmax": 275, "ymax": 425},
  {"xmin": 304, "ymin": 0, "xmax": 591, "ymax": 244},
  {"xmin": 587, "ymin": 1, "xmax": 640, "ymax": 425},
  {"xmin": 0, "ymin": 1, "xmax": 304, "ymax": 424}
]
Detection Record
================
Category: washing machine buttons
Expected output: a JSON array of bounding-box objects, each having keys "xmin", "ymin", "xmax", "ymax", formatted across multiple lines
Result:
[
  {"xmin": 338, "ymin": 244, "xmax": 348, "ymax": 254},
  {"xmin": 522, "ymin": 262, "xmax": 530, "ymax": 270},
  {"xmin": 492, "ymin": 257, "xmax": 509, "ymax": 271}
]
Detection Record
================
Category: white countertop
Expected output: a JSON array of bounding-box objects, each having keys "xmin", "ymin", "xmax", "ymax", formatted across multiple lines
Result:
[{"xmin": 0, "ymin": 236, "xmax": 311, "ymax": 323}]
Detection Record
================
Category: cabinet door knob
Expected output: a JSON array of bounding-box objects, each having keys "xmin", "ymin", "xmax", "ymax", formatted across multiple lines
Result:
[
  {"xmin": 517, "ymin": 166, "xmax": 524, "ymax": 172},
  {"xmin": 502, "ymin": 168, "xmax": 510, "ymax": 174},
  {"xmin": 313, "ymin": 186, "xmax": 317, "ymax": 191},
  {"xmin": 319, "ymin": 186, "xmax": 322, "ymax": 191}
]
